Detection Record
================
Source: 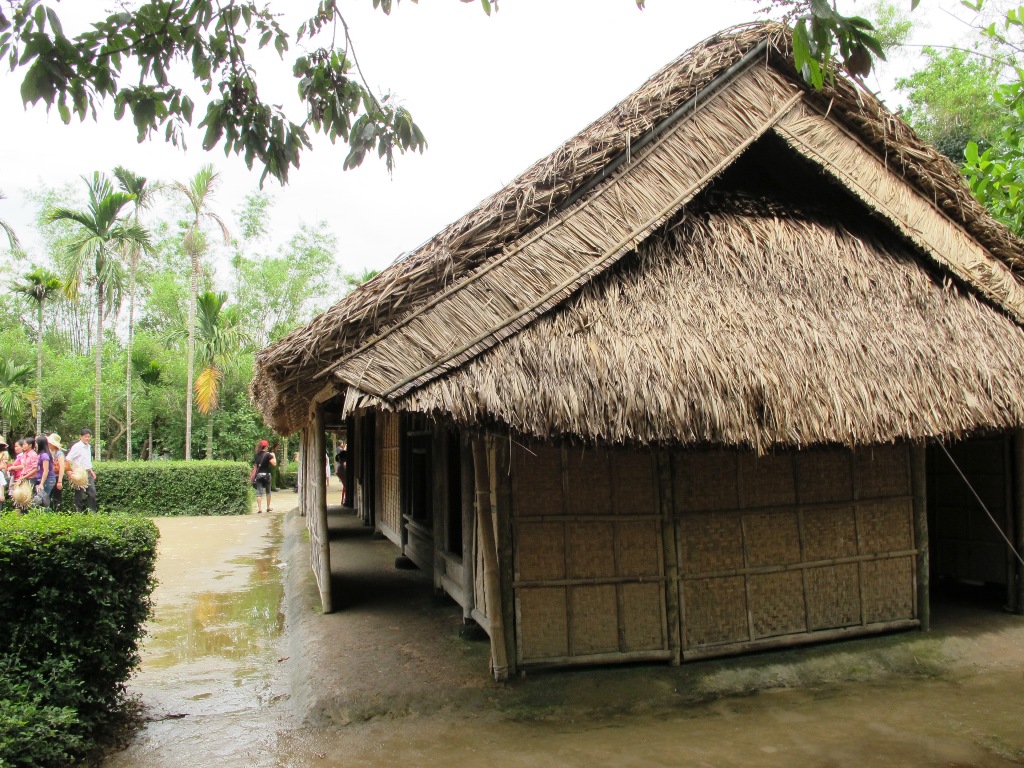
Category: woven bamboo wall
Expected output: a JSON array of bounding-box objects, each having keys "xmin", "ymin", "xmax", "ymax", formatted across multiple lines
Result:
[
  {"xmin": 676, "ymin": 444, "xmax": 917, "ymax": 655},
  {"xmin": 511, "ymin": 444, "xmax": 668, "ymax": 665},
  {"xmin": 378, "ymin": 411, "xmax": 401, "ymax": 542}
]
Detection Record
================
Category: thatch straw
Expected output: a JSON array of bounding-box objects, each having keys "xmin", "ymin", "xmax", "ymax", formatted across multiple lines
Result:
[
  {"xmin": 251, "ymin": 21, "xmax": 1024, "ymax": 436},
  {"xmin": 10, "ymin": 481, "xmax": 32, "ymax": 511},
  {"xmin": 66, "ymin": 464, "xmax": 88, "ymax": 490},
  {"xmin": 391, "ymin": 193, "xmax": 1024, "ymax": 452}
]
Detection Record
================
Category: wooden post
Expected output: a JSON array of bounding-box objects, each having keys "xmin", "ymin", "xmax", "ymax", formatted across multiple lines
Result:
[
  {"xmin": 302, "ymin": 405, "xmax": 332, "ymax": 613},
  {"xmin": 472, "ymin": 435, "xmax": 509, "ymax": 680},
  {"xmin": 461, "ymin": 435, "xmax": 476, "ymax": 621},
  {"xmin": 1015, "ymin": 430, "xmax": 1024, "ymax": 615},
  {"xmin": 432, "ymin": 426, "xmax": 446, "ymax": 592},
  {"xmin": 491, "ymin": 434, "xmax": 518, "ymax": 676},
  {"xmin": 911, "ymin": 443, "xmax": 929, "ymax": 631},
  {"xmin": 657, "ymin": 451, "xmax": 682, "ymax": 664}
]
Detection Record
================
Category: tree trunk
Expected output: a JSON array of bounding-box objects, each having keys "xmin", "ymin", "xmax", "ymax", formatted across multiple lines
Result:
[
  {"xmin": 148, "ymin": 424, "xmax": 153, "ymax": 461},
  {"xmin": 126, "ymin": 255, "xmax": 137, "ymax": 461},
  {"xmin": 206, "ymin": 411, "xmax": 214, "ymax": 459},
  {"xmin": 94, "ymin": 282, "xmax": 103, "ymax": 463},
  {"xmin": 35, "ymin": 301, "xmax": 43, "ymax": 435},
  {"xmin": 185, "ymin": 254, "xmax": 198, "ymax": 461}
]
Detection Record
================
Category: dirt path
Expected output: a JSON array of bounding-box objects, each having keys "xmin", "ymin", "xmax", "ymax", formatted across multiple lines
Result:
[{"xmin": 106, "ymin": 500, "xmax": 1024, "ymax": 767}]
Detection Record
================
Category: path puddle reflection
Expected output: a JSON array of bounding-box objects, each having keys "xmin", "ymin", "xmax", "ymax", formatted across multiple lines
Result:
[{"xmin": 143, "ymin": 516, "xmax": 285, "ymax": 669}]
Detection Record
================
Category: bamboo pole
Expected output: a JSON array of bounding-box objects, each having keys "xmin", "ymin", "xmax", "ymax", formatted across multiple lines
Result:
[
  {"xmin": 910, "ymin": 443, "xmax": 929, "ymax": 631},
  {"xmin": 491, "ymin": 434, "xmax": 518, "ymax": 676},
  {"xmin": 472, "ymin": 435, "xmax": 509, "ymax": 680}
]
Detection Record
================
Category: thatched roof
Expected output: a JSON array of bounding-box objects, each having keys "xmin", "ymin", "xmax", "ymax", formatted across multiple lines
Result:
[
  {"xmin": 252, "ymin": 21, "xmax": 1024, "ymax": 444},
  {"xmin": 388, "ymin": 191, "xmax": 1024, "ymax": 451}
]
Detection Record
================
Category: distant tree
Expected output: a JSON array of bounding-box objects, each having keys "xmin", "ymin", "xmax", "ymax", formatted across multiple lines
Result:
[
  {"xmin": 0, "ymin": 191, "xmax": 21, "ymax": 252},
  {"xmin": 12, "ymin": 266, "xmax": 62, "ymax": 433},
  {"xmin": 345, "ymin": 267, "xmax": 381, "ymax": 288},
  {"xmin": 132, "ymin": 350, "xmax": 164, "ymax": 461},
  {"xmin": 49, "ymin": 173, "xmax": 151, "ymax": 461},
  {"xmin": 174, "ymin": 165, "xmax": 230, "ymax": 460},
  {"xmin": 0, "ymin": 358, "xmax": 36, "ymax": 440},
  {"xmin": 192, "ymin": 292, "xmax": 247, "ymax": 459},
  {"xmin": 233, "ymin": 197, "xmax": 341, "ymax": 347},
  {"xmin": 113, "ymin": 166, "xmax": 160, "ymax": 460},
  {"xmin": 896, "ymin": 45, "xmax": 1006, "ymax": 163}
]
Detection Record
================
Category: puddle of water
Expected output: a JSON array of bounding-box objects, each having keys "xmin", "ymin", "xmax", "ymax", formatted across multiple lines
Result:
[{"xmin": 142, "ymin": 515, "xmax": 285, "ymax": 669}]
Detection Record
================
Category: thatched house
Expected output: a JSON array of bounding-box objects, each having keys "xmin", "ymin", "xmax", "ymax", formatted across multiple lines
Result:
[{"xmin": 252, "ymin": 23, "xmax": 1024, "ymax": 679}]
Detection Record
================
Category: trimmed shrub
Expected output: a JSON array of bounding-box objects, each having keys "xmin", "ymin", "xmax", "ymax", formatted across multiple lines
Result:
[
  {"xmin": 278, "ymin": 462, "xmax": 298, "ymax": 491},
  {"xmin": 0, "ymin": 513, "xmax": 158, "ymax": 766},
  {"xmin": 93, "ymin": 460, "xmax": 252, "ymax": 516}
]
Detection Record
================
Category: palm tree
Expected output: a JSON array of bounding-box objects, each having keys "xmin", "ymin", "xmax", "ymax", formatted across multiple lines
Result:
[
  {"xmin": 113, "ymin": 167, "xmax": 160, "ymax": 461},
  {"xmin": 12, "ymin": 267, "xmax": 63, "ymax": 434},
  {"xmin": 0, "ymin": 359, "xmax": 37, "ymax": 440},
  {"xmin": 193, "ymin": 291, "xmax": 247, "ymax": 459},
  {"xmin": 0, "ymin": 191, "xmax": 21, "ymax": 252},
  {"xmin": 174, "ymin": 166, "xmax": 230, "ymax": 460},
  {"xmin": 131, "ymin": 351, "xmax": 164, "ymax": 460},
  {"xmin": 49, "ymin": 172, "xmax": 151, "ymax": 463}
]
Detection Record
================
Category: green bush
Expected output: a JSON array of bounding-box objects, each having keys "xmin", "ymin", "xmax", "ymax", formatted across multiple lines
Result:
[
  {"xmin": 0, "ymin": 514, "xmax": 158, "ymax": 766},
  {"xmin": 278, "ymin": 462, "xmax": 298, "ymax": 490},
  {"xmin": 93, "ymin": 460, "xmax": 252, "ymax": 516}
]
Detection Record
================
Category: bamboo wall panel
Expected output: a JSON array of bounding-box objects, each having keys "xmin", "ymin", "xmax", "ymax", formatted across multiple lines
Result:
[
  {"xmin": 512, "ymin": 443, "xmax": 563, "ymax": 517},
  {"xmin": 676, "ymin": 445, "xmax": 917, "ymax": 657},
  {"xmin": 683, "ymin": 576, "xmax": 748, "ymax": 647},
  {"xmin": 511, "ymin": 443, "xmax": 669, "ymax": 665},
  {"xmin": 378, "ymin": 411, "xmax": 401, "ymax": 541},
  {"xmin": 518, "ymin": 587, "xmax": 569, "ymax": 659},
  {"xmin": 806, "ymin": 563, "xmax": 860, "ymax": 629}
]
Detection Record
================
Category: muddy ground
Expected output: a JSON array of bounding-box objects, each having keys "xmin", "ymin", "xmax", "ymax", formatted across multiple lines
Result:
[{"xmin": 105, "ymin": 494, "xmax": 1024, "ymax": 767}]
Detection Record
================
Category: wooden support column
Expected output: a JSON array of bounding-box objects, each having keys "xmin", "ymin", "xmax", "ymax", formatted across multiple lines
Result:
[
  {"xmin": 460, "ymin": 435, "xmax": 476, "ymax": 621},
  {"xmin": 304, "ymin": 404, "xmax": 332, "ymax": 613},
  {"xmin": 910, "ymin": 443, "xmax": 929, "ymax": 631},
  {"xmin": 491, "ymin": 434, "xmax": 518, "ymax": 677},
  {"xmin": 432, "ymin": 426, "xmax": 447, "ymax": 592},
  {"xmin": 1015, "ymin": 430, "xmax": 1024, "ymax": 615},
  {"xmin": 471, "ymin": 435, "xmax": 509, "ymax": 681},
  {"xmin": 657, "ymin": 451, "xmax": 681, "ymax": 664}
]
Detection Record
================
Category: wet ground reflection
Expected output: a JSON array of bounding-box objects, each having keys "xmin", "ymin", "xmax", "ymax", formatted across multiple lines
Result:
[{"xmin": 143, "ymin": 516, "xmax": 285, "ymax": 668}]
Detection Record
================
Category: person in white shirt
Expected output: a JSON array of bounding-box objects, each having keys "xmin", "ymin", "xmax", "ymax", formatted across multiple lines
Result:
[{"xmin": 65, "ymin": 428, "xmax": 97, "ymax": 512}]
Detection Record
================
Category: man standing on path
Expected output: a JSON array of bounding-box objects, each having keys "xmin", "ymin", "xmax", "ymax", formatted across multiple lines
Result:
[
  {"xmin": 65, "ymin": 428, "xmax": 97, "ymax": 512},
  {"xmin": 252, "ymin": 439, "xmax": 277, "ymax": 514}
]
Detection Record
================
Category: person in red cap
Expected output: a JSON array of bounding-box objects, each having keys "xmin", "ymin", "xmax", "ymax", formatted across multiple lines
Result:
[{"xmin": 252, "ymin": 439, "xmax": 277, "ymax": 513}]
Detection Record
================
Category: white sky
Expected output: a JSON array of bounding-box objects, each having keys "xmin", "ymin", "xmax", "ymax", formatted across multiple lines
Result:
[{"xmin": 0, "ymin": 0, "xmax": 980, "ymax": 278}]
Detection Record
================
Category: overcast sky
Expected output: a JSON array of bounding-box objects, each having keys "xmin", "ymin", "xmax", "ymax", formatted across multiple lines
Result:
[{"xmin": 0, "ymin": 1, "xmax": 976, "ymax": 277}]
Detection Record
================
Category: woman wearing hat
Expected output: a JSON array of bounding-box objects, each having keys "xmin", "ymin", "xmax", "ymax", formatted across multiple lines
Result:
[{"xmin": 47, "ymin": 433, "xmax": 65, "ymax": 510}]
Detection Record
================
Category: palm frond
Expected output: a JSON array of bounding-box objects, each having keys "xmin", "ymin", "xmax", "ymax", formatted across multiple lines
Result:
[{"xmin": 193, "ymin": 366, "xmax": 223, "ymax": 415}]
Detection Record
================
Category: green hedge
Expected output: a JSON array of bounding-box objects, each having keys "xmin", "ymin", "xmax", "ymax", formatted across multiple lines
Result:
[
  {"xmin": 278, "ymin": 462, "xmax": 298, "ymax": 490},
  {"xmin": 0, "ymin": 513, "xmax": 158, "ymax": 766},
  {"xmin": 90, "ymin": 460, "xmax": 252, "ymax": 516}
]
